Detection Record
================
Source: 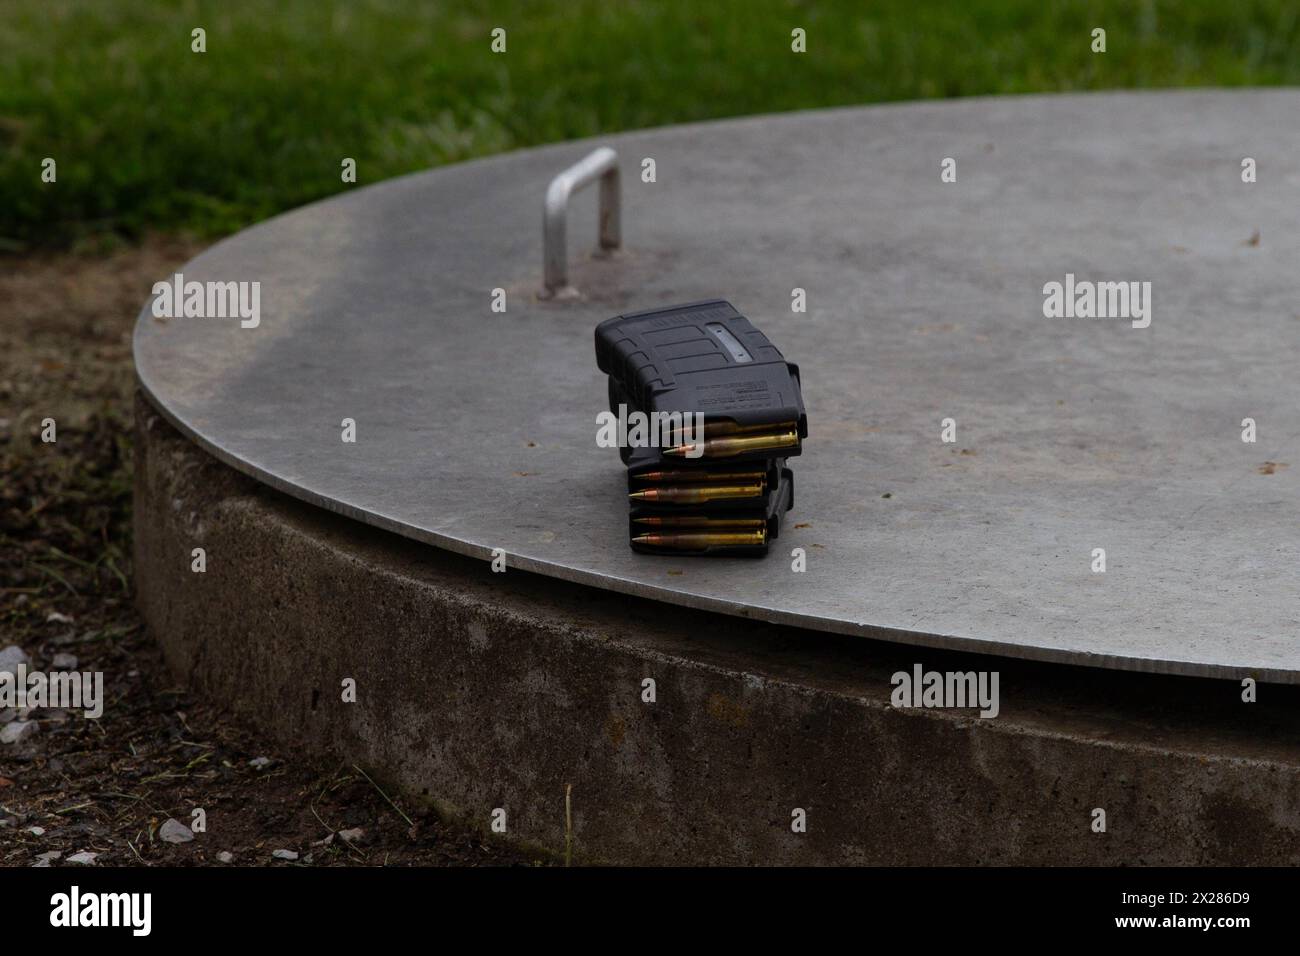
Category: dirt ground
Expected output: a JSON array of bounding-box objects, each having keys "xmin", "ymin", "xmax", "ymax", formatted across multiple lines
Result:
[{"xmin": 0, "ymin": 238, "xmax": 537, "ymax": 866}]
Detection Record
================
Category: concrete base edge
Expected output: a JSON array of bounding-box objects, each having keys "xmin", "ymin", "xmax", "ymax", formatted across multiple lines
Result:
[{"xmin": 134, "ymin": 393, "xmax": 1300, "ymax": 865}]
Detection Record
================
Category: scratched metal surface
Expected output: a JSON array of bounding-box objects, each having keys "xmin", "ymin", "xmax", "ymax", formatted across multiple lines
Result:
[{"xmin": 135, "ymin": 91, "xmax": 1300, "ymax": 681}]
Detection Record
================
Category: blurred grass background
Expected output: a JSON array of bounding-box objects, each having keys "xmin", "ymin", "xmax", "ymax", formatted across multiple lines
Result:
[{"xmin": 2, "ymin": 0, "xmax": 1298, "ymax": 250}]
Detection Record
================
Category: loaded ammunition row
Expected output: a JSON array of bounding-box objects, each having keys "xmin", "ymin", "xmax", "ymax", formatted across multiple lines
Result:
[
  {"xmin": 660, "ymin": 425, "xmax": 800, "ymax": 460},
  {"xmin": 626, "ymin": 457, "xmax": 794, "ymax": 555}
]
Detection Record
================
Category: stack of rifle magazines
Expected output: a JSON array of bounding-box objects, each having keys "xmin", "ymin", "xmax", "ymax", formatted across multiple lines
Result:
[{"xmin": 594, "ymin": 300, "xmax": 808, "ymax": 556}]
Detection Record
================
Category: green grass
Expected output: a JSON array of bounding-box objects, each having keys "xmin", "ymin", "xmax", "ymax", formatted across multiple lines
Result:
[{"xmin": 2, "ymin": 0, "xmax": 1298, "ymax": 248}]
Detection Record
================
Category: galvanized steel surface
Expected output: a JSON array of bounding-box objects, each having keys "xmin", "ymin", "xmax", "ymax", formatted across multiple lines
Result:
[{"xmin": 134, "ymin": 91, "xmax": 1300, "ymax": 680}]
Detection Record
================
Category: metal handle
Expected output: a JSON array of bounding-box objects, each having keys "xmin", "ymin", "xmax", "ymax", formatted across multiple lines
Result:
[{"xmin": 543, "ymin": 147, "xmax": 620, "ymax": 296}]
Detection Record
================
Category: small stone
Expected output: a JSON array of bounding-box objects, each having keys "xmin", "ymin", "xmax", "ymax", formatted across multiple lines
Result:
[
  {"xmin": 272, "ymin": 849, "xmax": 298, "ymax": 861},
  {"xmin": 1, "ymin": 720, "xmax": 38, "ymax": 745},
  {"xmin": 45, "ymin": 612, "xmax": 74, "ymax": 624},
  {"xmin": 217, "ymin": 851, "xmax": 233, "ymax": 863},
  {"xmin": 337, "ymin": 827, "xmax": 365, "ymax": 845},
  {"xmin": 248, "ymin": 756, "xmax": 272, "ymax": 770},
  {"xmin": 28, "ymin": 826, "xmax": 45, "ymax": 836},
  {"xmin": 158, "ymin": 818, "xmax": 194, "ymax": 844},
  {"xmin": 35, "ymin": 850, "xmax": 61, "ymax": 864},
  {"xmin": 50, "ymin": 652, "xmax": 78, "ymax": 670},
  {"xmin": 0, "ymin": 645, "xmax": 30, "ymax": 676},
  {"xmin": 68, "ymin": 851, "xmax": 97, "ymax": 865}
]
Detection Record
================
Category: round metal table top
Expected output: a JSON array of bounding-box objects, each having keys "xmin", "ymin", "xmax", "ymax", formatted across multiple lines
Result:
[{"xmin": 134, "ymin": 90, "xmax": 1300, "ymax": 682}]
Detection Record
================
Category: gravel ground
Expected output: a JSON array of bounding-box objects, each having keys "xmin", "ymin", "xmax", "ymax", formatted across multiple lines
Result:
[{"xmin": 0, "ymin": 238, "xmax": 538, "ymax": 866}]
